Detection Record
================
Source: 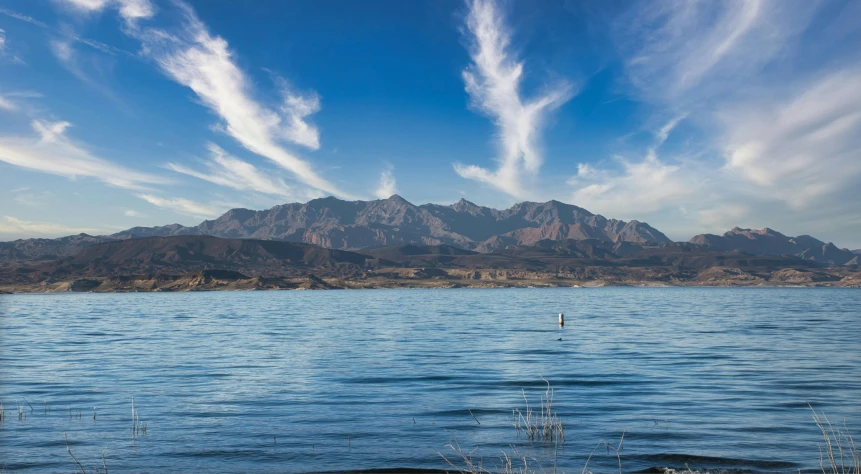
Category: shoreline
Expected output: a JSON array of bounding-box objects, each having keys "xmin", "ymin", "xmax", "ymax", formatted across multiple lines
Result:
[{"xmin": 2, "ymin": 274, "xmax": 859, "ymax": 294}]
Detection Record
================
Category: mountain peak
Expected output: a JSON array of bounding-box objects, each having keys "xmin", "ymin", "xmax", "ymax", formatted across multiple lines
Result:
[
  {"xmin": 384, "ymin": 194, "xmax": 409, "ymax": 202},
  {"xmin": 451, "ymin": 198, "xmax": 481, "ymax": 213}
]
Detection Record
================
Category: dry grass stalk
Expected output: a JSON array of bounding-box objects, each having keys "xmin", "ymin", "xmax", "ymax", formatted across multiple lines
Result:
[
  {"xmin": 131, "ymin": 396, "xmax": 147, "ymax": 438},
  {"xmin": 810, "ymin": 404, "xmax": 860, "ymax": 474},
  {"xmin": 65, "ymin": 433, "xmax": 87, "ymax": 474},
  {"xmin": 64, "ymin": 434, "xmax": 109, "ymax": 474},
  {"xmin": 513, "ymin": 378, "xmax": 564, "ymax": 443},
  {"xmin": 439, "ymin": 432, "xmax": 537, "ymax": 474}
]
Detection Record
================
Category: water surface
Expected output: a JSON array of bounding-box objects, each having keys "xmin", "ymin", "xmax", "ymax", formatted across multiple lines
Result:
[{"xmin": 1, "ymin": 288, "xmax": 859, "ymax": 473}]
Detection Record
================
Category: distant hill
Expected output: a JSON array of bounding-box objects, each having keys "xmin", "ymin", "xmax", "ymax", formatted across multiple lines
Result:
[
  {"xmin": 3, "ymin": 235, "xmax": 857, "ymax": 291},
  {"xmin": 690, "ymin": 227, "xmax": 858, "ymax": 265},
  {"xmin": 34, "ymin": 235, "xmax": 384, "ymax": 280},
  {"xmin": 0, "ymin": 234, "xmax": 115, "ymax": 261}
]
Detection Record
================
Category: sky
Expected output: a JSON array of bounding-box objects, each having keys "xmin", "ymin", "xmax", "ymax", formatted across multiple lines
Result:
[{"xmin": 1, "ymin": 0, "xmax": 860, "ymax": 248}]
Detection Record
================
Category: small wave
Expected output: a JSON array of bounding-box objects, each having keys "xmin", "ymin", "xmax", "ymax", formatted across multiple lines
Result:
[{"xmin": 632, "ymin": 453, "xmax": 797, "ymax": 473}]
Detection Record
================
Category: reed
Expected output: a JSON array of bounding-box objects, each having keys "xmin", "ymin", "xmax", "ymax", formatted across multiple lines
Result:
[
  {"xmin": 64, "ymin": 434, "xmax": 109, "ymax": 474},
  {"xmin": 131, "ymin": 396, "xmax": 147, "ymax": 438},
  {"xmin": 810, "ymin": 404, "xmax": 860, "ymax": 474},
  {"xmin": 438, "ymin": 432, "xmax": 492, "ymax": 474},
  {"xmin": 64, "ymin": 433, "xmax": 86, "ymax": 474},
  {"xmin": 512, "ymin": 378, "xmax": 564, "ymax": 443}
]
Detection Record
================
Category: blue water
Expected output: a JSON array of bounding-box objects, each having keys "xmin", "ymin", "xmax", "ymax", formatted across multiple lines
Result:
[{"xmin": 0, "ymin": 288, "xmax": 859, "ymax": 473}]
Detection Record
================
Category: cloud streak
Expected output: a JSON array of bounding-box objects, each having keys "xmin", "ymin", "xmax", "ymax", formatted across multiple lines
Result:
[
  {"xmin": 721, "ymin": 68, "xmax": 861, "ymax": 208},
  {"xmin": 569, "ymin": 0, "xmax": 861, "ymax": 244},
  {"xmin": 166, "ymin": 143, "xmax": 294, "ymax": 198},
  {"xmin": 0, "ymin": 8, "xmax": 48, "ymax": 28},
  {"xmin": 570, "ymin": 154, "xmax": 696, "ymax": 217},
  {"xmin": 0, "ymin": 95, "xmax": 15, "ymax": 111},
  {"xmin": 58, "ymin": 0, "xmax": 155, "ymax": 25},
  {"xmin": 373, "ymin": 166, "xmax": 398, "ymax": 199},
  {"xmin": 136, "ymin": 194, "xmax": 224, "ymax": 219},
  {"xmin": 0, "ymin": 216, "xmax": 97, "ymax": 237},
  {"xmin": 0, "ymin": 119, "xmax": 168, "ymax": 190},
  {"xmin": 453, "ymin": 0, "xmax": 574, "ymax": 198},
  {"xmin": 126, "ymin": 2, "xmax": 351, "ymax": 198},
  {"xmin": 615, "ymin": 0, "xmax": 814, "ymax": 106}
]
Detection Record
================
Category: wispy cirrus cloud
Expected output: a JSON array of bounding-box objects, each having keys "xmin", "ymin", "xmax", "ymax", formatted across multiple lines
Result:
[
  {"xmin": 166, "ymin": 143, "xmax": 294, "ymax": 199},
  {"xmin": 49, "ymin": 37, "xmax": 132, "ymax": 107},
  {"xmin": 569, "ymin": 117, "xmax": 699, "ymax": 217},
  {"xmin": 0, "ymin": 95, "xmax": 15, "ymax": 111},
  {"xmin": 373, "ymin": 165, "xmax": 398, "ymax": 199},
  {"xmin": 0, "ymin": 216, "xmax": 97, "ymax": 237},
  {"xmin": 614, "ymin": 0, "xmax": 814, "ymax": 107},
  {"xmin": 568, "ymin": 0, "xmax": 861, "ymax": 245},
  {"xmin": 453, "ymin": 0, "xmax": 574, "ymax": 198},
  {"xmin": 122, "ymin": 2, "xmax": 352, "ymax": 198},
  {"xmin": 0, "ymin": 8, "xmax": 48, "ymax": 28},
  {"xmin": 720, "ymin": 68, "xmax": 861, "ymax": 209},
  {"xmin": 135, "ymin": 194, "xmax": 225, "ymax": 219},
  {"xmin": 57, "ymin": 0, "xmax": 155, "ymax": 25},
  {"xmin": 1, "ymin": 6, "xmax": 131, "ymax": 56},
  {"xmin": 0, "ymin": 119, "xmax": 168, "ymax": 190}
]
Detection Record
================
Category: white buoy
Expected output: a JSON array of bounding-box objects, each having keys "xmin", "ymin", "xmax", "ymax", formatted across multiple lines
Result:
[{"xmin": 558, "ymin": 313, "xmax": 564, "ymax": 326}]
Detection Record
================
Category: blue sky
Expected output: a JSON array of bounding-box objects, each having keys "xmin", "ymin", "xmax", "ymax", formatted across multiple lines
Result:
[{"xmin": 1, "ymin": 0, "xmax": 860, "ymax": 247}]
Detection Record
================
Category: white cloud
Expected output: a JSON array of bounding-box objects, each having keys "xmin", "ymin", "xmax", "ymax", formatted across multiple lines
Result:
[
  {"xmin": 615, "ymin": 0, "xmax": 815, "ymax": 106},
  {"xmin": 166, "ymin": 143, "xmax": 294, "ymax": 198},
  {"xmin": 569, "ymin": 115, "xmax": 695, "ymax": 216},
  {"xmin": 576, "ymin": 0, "xmax": 861, "ymax": 246},
  {"xmin": 136, "ymin": 194, "xmax": 223, "ymax": 219},
  {"xmin": 0, "ymin": 216, "xmax": 97, "ymax": 237},
  {"xmin": 721, "ymin": 68, "xmax": 861, "ymax": 208},
  {"xmin": 49, "ymin": 39, "xmax": 128, "ymax": 105},
  {"xmin": 0, "ymin": 28, "xmax": 6, "ymax": 53},
  {"xmin": 0, "ymin": 8, "xmax": 48, "ymax": 28},
  {"xmin": 277, "ymin": 82, "xmax": 322, "ymax": 150},
  {"xmin": 697, "ymin": 205, "xmax": 750, "ymax": 234},
  {"xmin": 373, "ymin": 166, "xmax": 398, "ymax": 199},
  {"xmin": 50, "ymin": 39, "xmax": 74, "ymax": 63},
  {"xmin": 453, "ymin": 0, "xmax": 574, "ymax": 198},
  {"xmin": 0, "ymin": 95, "xmax": 15, "ymax": 111},
  {"xmin": 570, "ymin": 154, "xmax": 696, "ymax": 217},
  {"xmin": 126, "ymin": 2, "xmax": 351, "ymax": 198},
  {"xmin": 12, "ymin": 188, "xmax": 52, "ymax": 207},
  {"xmin": 124, "ymin": 209, "xmax": 142, "ymax": 217},
  {"xmin": 0, "ymin": 119, "xmax": 168, "ymax": 190},
  {"xmin": 58, "ymin": 0, "xmax": 155, "ymax": 24}
]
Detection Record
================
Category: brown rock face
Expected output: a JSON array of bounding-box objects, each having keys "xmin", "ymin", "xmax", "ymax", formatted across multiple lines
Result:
[{"xmin": 106, "ymin": 196, "xmax": 671, "ymax": 252}]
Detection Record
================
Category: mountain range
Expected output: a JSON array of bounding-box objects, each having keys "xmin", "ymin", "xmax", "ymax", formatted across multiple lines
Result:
[
  {"xmin": 1, "ymin": 196, "xmax": 858, "ymax": 266},
  {"xmin": 690, "ymin": 227, "xmax": 858, "ymax": 266}
]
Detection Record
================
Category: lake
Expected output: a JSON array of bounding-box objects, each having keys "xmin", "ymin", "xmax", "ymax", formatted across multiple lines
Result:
[{"xmin": 0, "ymin": 288, "xmax": 859, "ymax": 473}]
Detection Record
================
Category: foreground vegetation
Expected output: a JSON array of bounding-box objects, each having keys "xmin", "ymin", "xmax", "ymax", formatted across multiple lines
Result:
[{"xmin": 2, "ymin": 384, "xmax": 857, "ymax": 474}]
